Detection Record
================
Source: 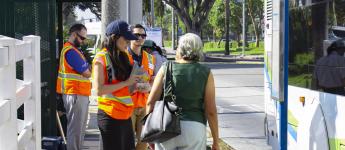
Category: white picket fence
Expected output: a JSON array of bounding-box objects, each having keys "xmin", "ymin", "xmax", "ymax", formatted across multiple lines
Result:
[{"xmin": 0, "ymin": 35, "xmax": 41, "ymax": 150}]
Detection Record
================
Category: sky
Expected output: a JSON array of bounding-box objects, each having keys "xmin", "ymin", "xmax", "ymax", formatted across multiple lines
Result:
[{"xmin": 75, "ymin": 8, "xmax": 97, "ymax": 22}]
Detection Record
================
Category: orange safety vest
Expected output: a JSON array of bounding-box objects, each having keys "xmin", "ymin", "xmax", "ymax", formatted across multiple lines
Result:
[
  {"xmin": 56, "ymin": 42, "xmax": 91, "ymax": 96},
  {"xmin": 93, "ymin": 48, "xmax": 134, "ymax": 119},
  {"xmin": 126, "ymin": 48, "xmax": 155, "ymax": 108}
]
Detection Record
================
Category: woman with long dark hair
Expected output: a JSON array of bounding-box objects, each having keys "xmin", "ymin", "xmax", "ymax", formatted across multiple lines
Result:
[{"xmin": 92, "ymin": 20, "xmax": 140, "ymax": 150}]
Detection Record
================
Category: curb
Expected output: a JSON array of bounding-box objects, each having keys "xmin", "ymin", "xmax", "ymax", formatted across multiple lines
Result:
[{"xmin": 207, "ymin": 129, "xmax": 235, "ymax": 150}]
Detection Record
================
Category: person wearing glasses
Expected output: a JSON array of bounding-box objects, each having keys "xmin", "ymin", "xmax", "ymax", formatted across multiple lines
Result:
[
  {"xmin": 92, "ymin": 20, "xmax": 140, "ymax": 150},
  {"xmin": 56, "ymin": 23, "xmax": 91, "ymax": 150},
  {"xmin": 142, "ymin": 40, "xmax": 167, "ymax": 75},
  {"xmin": 126, "ymin": 24, "xmax": 155, "ymax": 150}
]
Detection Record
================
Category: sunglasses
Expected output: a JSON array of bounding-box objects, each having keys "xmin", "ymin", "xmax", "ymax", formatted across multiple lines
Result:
[
  {"xmin": 76, "ymin": 33, "xmax": 87, "ymax": 41},
  {"xmin": 133, "ymin": 33, "xmax": 147, "ymax": 39}
]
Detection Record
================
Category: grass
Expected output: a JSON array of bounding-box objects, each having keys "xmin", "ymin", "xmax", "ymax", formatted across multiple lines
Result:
[
  {"xmin": 288, "ymin": 73, "xmax": 312, "ymax": 88},
  {"xmin": 203, "ymin": 41, "xmax": 264, "ymax": 55},
  {"xmin": 164, "ymin": 40, "xmax": 264, "ymax": 55}
]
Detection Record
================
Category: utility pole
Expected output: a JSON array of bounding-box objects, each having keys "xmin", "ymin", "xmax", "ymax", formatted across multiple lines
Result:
[
  {"xmin": 242, "ymin": 0, "xmax": 246, "ymax": 57},
  {"xmin": 225, "ymin": 0, "xmax": 230, "ymax": 55},
  {"xmin": 127, "ymin": 0, "xmax": 130, "ymax": 23},
  {"xmin": 172, "ymin": 8, "xmax": 175, "ymax": 50},
  {"xmin": 101, "ymin": 0, "xmax": 120, "ymax": 39},
  {"xmin": 151, "ymin": 0, "xmax": 154, "ymax": 27}
]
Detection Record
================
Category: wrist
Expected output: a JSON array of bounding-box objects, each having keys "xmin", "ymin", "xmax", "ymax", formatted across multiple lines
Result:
[{"xmin": 212, "ymin": 138, "xmax": 220, "ymax": 143}]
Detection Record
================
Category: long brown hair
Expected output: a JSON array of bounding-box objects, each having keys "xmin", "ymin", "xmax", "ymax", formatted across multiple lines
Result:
[{"xmin": 101, "ymin": 34, "xmax": 132, "ymax": 81}]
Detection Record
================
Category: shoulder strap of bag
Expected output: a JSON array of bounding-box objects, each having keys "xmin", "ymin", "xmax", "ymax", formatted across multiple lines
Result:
[
  {"xmin": 163, "ymin": 61, "xmax": 182, "ymax": 115},
  {"xmin": 163, "ymin": 61, "xmax": 176, "ymax": 103}
]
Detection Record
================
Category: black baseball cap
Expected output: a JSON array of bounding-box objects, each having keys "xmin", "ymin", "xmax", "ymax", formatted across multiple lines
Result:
[
  {"xmin": 142, "ymin": 40, "xmax": 156, "ymax": 48},
  {"xmin": 105, "ymin": 20, "xmax": 138, "ymax": 40}
]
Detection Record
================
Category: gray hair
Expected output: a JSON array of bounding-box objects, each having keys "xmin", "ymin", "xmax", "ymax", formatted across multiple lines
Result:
[{"xmin": 177, "ymin": 33, "xmax": 203, "ymax": 61}]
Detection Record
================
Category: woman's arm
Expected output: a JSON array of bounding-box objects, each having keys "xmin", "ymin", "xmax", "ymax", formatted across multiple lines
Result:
[
  {"xmin": 92, "ymin": 61, "xmax": 139, "ymax": 96},
  {"xmin": 146, "ymin": 66, "xmax": 165, "ymax": 114},
  {"xmin": 204, "ymin": 72, "xmax": 219, "ymax": 150}
]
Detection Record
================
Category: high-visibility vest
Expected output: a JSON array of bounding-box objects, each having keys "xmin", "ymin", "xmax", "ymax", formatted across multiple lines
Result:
[
  {"xmin": 56, "ymin": 42, "xmax": 91, "ymax": 96},
  {"xmin": 93, "ymin": 48, "xmax": 134, "ymax": 119},
  {"xmin": 126, "ymin": 49, "xmax": 155, "ymax": 108}
]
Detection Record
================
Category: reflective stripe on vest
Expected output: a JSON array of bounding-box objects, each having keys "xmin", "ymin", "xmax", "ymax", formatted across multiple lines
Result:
[
  {"xmin": 126, "ymin": 50, "xmax": 155, "ymax": 76},
  {"xmin": 146, "ymin": 51, "xmax": 154, "ymax": 71},
  {"xmin": 94, "ymin": 49, "xmax": 134, "ymax": 106},
  {"xmin": 100, "ymin": 94, "xmax": 133, "ymax": 106},
  {"xmin": 126, "ymin": 49, "xmax": 155, "ymax": 108},
  {"xmin": 56, "ymin": 43, "xmax": 91, "ymax": 96},
  {"xmin": 58, "ymin": 72, "xmax": 90, "ymax": 82}
]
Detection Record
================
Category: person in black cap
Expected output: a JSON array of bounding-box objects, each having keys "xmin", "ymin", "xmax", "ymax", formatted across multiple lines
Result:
[
  {"xmin": 314, "ymin": 39, "xmax": 345, "ymax": 95},
  {"xmin": 142, "ymin": 39, "xmax": 167, "ymax": 75},
  {"xmin": 92, "ymin": 20, "xmax": 140, "ymax": 150}
]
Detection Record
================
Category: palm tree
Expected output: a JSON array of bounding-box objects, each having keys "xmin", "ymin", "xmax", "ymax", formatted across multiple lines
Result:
[{"xmin": 101, "ymin": 0, "xmax": 120, "ymax": 38}]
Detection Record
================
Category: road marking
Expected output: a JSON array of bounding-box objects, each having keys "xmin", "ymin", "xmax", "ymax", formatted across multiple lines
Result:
[{"xmin": 217, "ymin": 104, "xmax": 264, "ymax": 114}]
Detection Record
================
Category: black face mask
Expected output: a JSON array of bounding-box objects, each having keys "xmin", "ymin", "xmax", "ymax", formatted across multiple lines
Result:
[{"xmin": 73, "ymin": 38, "xmax": 81, "ymax": 48}]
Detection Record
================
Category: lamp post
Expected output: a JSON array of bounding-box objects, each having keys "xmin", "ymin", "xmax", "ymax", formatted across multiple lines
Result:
[
  {"xmin": 172, "ymin": 8, "xmax": 175, "ymax": 50},
  {"xmin": 151, "ymin": 0, "xmax": 154, "ymax": 27},
  {"xmin": 225, "ymin": 0, "xmax": 230, "ymax": 55},
  {"xmin": 242, "ymin": 0, "xmax": 246, "ymax": 57}
]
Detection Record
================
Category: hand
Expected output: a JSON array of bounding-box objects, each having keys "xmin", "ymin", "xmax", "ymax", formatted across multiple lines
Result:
[
  {"xmin": 137, "ymin": 83, "xmax": 151, "ymax": 93},
  {"xmin": 125, "ymin": 75, "xmax": 141, "ymax": 86},
  {"xmin": 146, "ymin": 101, "xmax": 155, "ymax": 114},
  {"xmin": 212, "ymin": 143, "xmax": 220, "ymax": 150}
]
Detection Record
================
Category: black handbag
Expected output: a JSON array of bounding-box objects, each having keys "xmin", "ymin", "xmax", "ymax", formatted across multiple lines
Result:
[{"xmin": 140, "ymin": 61, "xmax": 182, "ymax": 143}]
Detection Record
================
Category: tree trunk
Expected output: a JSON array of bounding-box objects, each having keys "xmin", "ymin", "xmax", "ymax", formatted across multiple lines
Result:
[
  {"xmin": 217, "ymin": 32, "xmax": 225, "ymax": 48},
  {"xmin": 184, "ymin": 21, "xmax": 201, "ymax": 35},
  {"xmin": 164, "ymin": 0, "xmax": 216, "ymax": 37},
  {"xmin": 251, "ymin": 16, "xmax": 260, "ymax": 47},
  {"xmin": 236, "ymin": 32, "xmax": 241, "ymax": 47},
  {"xmin": 312, "ymin": 3, "xmax": 327, "ymax": 62},
  {"xmin": 225, "ymin": 0, "xmax": 230, "ymax": 55},
  {"xmin": 247, "ymin": 4, "xmax": 259, "ymax": 47},
  {"xmin": 213, "ymin": 30, "xmax": 216, "ymax": 42},
  {"xmin": 101, "ymin": 0, "xmax": 120, "ymax": 40}
]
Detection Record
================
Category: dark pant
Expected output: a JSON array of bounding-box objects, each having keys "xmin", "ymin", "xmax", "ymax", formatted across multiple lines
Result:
[{"xmin": 97, "ymin": 109, "xmax": 135, "ymax": 150}]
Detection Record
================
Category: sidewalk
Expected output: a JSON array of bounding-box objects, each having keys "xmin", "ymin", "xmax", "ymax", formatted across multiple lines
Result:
[
  {"xmin": 82, "ymin": 99, "xmax": 100, "ymax": 150},
  {"xmin": 82, "ymin": 48, "xmax": 266, "ymax": 150},
  {"xmin": 82, "ymin": 100, "xmax": 225, "ymax": 150}
]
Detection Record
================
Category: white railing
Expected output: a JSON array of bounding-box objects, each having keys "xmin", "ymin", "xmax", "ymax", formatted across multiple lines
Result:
[{"xmin": 0, "ymin": 35, "xmax": 41, "ymax": 150}]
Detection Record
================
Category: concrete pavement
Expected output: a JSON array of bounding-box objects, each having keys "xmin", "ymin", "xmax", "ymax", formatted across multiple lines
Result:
[
  {"xmin": 206, "ymin": 63, "xmax": 271, "ymax": 150},
  {"xmin": 82, "ymin": 99, "xmax": 100, "ymax": 150}
]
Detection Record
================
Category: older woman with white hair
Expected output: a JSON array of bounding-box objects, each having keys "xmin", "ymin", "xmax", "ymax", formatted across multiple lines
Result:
[{"xmin": 146, "ymin": 33, "xmax": 219, "ymax": 150}]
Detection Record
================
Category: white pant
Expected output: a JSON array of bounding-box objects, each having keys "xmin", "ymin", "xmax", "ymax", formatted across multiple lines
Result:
[
  {"xmin": 155, "ymin": 121, "xmax": 207, "ymax": 150},
  {"xmin": 62, "ymin": 94, "xmax": 89, "ymax": 150}
]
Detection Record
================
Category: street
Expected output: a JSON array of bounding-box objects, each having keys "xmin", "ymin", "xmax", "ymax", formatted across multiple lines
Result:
[{"xmin": 204, "ymin": 62, "xmax": 271, "ymax": 150}]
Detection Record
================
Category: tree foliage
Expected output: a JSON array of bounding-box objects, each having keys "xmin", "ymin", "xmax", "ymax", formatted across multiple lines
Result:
[
  {"xmin": 163, "ymin": 0, "xmax": 216, "ymax": 35},
  {"xmin": 208, "ymin": 0, "xmax": 264, "ymax": 47},
  {"xmin": 209, "ymin": 0, "xmax": 225, "ymax": 38},
  {"xmin": 143, "ymin": 0, "xmax": 165, "ymax": 27},
  {"xmin": 62, "ymin": 2, "xmax": 101, "ymax": 24}
]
